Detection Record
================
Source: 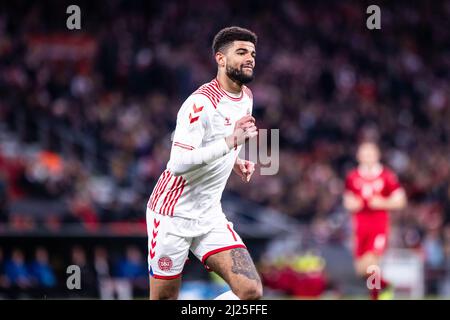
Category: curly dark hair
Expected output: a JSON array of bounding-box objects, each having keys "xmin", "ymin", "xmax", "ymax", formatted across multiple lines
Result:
[{"xmin": 212, "ymin": 26, "xmax": 257, "ymax": 55}]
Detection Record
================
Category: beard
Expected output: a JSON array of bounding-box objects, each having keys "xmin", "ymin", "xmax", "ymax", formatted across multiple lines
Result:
[{"xmin": 225, "ymin": 64, "xmax": 254, "ymax": 85}]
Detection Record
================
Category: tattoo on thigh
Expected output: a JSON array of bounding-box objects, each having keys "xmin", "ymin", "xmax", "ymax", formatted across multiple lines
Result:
[{"xmin": 230, "ymin": 248, "xmax": 260, "ymax": 282}]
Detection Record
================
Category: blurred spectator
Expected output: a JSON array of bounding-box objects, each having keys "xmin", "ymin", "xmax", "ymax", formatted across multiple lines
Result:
[
  {"xmin": 93, "ymin": 246, "xmax": 119, "ymax": 300},
  {"xmin": 0, "ymin": 173, "xmax": 8, "ymax": 225},
  {"xmin": 63, "ymin": 194, "xmax": 99, "ymax": 231},
  {"xmin": 441, "ymin": 225, "xmax": 450, "ymax": 297},
  {"xmin": 29, "ymin": 247, "xmax": 57, "ymax": 295},
  {"xmin": 4, "ymin": 249, "xmax": 33, "ymax": 298},
  {"xmin": 1, "ymin": 0, "xmax": 447, "ymax": 228},
  {"xmin": 114, "ymin": 246, "xmax": 148, "ymax": 298},
  {"xmin": 424, "ymin": 229, "xmax": 446, "ymax": 270},
  {"xmin": 0, "ymin": 247, "xmax": 11, "ymax": 298},
  {"xmin": 423, "ymin": 228, "xmax": 446, "ymax": 295},
  {"xmin": 68, "ymin": 246, "xmax": 97, "ymax": 298}
]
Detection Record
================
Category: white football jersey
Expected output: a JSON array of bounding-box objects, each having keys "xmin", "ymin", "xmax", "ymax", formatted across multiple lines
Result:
[{"xmin": 147, "ymin": 78, "xmax": 253, "ymax": 223}]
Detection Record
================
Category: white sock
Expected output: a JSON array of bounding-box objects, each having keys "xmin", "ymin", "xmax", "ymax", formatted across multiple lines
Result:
[{"xmin": 214, "ymin": 290, "xmax": 240, "ymax": 300}]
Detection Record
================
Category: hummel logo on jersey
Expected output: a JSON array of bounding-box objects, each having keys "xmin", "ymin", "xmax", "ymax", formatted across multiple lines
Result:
[{"xmin": 224, "ymin": 117, "xmax": 231, "ymax": 126}]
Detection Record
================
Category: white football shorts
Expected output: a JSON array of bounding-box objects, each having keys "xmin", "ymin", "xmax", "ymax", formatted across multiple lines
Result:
[{"xmin": 146, "ymin": 207, "xmax": 246, "ymax": 279}]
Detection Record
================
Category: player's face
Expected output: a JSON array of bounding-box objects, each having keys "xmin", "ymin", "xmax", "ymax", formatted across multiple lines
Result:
[
  {"xmin": 224, "ymin": 41, "xmax": 256, "ymax": 84},
  {"xmin": 357, "ymin": 143, "xmax": 381, "ymax": 166}
]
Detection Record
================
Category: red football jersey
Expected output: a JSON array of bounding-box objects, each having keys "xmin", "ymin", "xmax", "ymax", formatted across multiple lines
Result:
[
  {"xmin": 345, "ymin": 166, "xmax": 401, "ymax": 216},
  {"xmin": 345, "ymin": 166, "xmax": 401, "ymax": 257}
]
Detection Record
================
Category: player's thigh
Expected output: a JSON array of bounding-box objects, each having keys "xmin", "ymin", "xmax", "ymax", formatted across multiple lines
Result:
[
  {"xmin": 191, "ymin": 220, "xmax": 262, "ymax": 299},
  {"xmin": 191, "ymin": 219, "xmax": 247, "ymax": 272},
  {"xmin": 354, "ymin": 230, "xmax": 387, "ymax": 275},
  {"xmin": 355, "ymin": 252, "xmax": 380, "ymax": 276},
  {"xmin": 206, "ymin": 246, "xmax": 261, "ymax": 286}
]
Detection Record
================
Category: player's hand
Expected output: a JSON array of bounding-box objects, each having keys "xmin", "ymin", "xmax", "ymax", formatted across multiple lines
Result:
[
  {"xmin": 234, "ymin": 158, "xmax": 255, "ymax": 183},
  {"xmin": 225, "ymin": 115, "xmax": 257, "ymax": 149},
  {"xmin": 368, "ymin": 196, "xmax": 388, "ymax": 210},
  {"xmin": 343, "ymin": 193, "xmax": 364, "ymax": 212}
]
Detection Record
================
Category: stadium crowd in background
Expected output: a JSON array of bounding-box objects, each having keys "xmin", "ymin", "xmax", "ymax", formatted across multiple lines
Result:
[
  {"xmin": 0, "ymin": 0, "xmax": 450, "ymax": 297},
  {"xmin": 0, "ymin": 245, "xmax": 148, "ymax": 299}
]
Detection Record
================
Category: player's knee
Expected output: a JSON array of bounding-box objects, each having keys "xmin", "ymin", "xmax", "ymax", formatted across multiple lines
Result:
[
  {"xmin": 150, "ymin": 284, "xmax": 179, "ymax": 300},
  {"xmin": 235, "ymin": 282, "xmax": 263, "ymax": 300},
  {"xmin": 355, "ymin": 254, "xmax": 379, "ymax": 277},
  {"xmin": 355, "ymin": 262, "xmax": 366, "ymax": 277},
  {"xmin": 150, "ymin": 290, "xmax": 178, "ymax": 300}
]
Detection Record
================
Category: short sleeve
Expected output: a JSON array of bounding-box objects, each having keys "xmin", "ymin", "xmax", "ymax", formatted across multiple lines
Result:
[
  {"xmin": 382, "ymin": 170, "xmax": 401, "ymax": 196},
  {"xmin": 345, "ymin": 173, "xmax": 355, "ymax": 192}
]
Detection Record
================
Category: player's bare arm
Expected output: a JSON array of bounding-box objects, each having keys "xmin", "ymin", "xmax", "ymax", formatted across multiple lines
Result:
[
  {"xmin": 343, "ymin": 191, "xmax": 364, "ymax": 212},
  {"xmin": 368, "ymin": 188, "xmax": 407, "ymax": 211}
]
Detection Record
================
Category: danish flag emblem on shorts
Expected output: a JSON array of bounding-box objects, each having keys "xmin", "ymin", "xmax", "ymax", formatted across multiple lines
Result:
[{"xmin": 158, "ymin": 256, "xmax": 173, "ymax": 271}]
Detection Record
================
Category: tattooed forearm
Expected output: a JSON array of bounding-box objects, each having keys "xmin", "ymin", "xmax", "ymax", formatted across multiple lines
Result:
[{"xmin": 230, "ymin": 248, "xmax": 261, "ymax": 283}]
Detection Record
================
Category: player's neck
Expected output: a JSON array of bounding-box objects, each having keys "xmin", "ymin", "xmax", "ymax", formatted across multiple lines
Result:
[
  {"xmin": 216, "ymin": 72, "xmax": 243, "ymax": 95},
  {"xmin": 358, "ymin": 163, "xmax": 383, "ymax": 178}
]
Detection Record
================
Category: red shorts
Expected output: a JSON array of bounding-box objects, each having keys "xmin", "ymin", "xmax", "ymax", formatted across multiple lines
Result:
[{"xmin": 353, "ymin": 212, "xmax": 389, "ymax": 258}]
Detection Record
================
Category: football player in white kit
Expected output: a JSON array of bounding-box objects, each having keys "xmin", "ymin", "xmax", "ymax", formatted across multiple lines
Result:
[{"xmin": 146, "ymin": 26, "xmax": 263, "ymax": 300}]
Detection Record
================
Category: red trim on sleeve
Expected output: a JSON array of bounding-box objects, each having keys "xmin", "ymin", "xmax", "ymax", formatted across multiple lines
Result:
[{"xmin": 173, "ymin": 142, "xmax": 195, "ymax": 150}]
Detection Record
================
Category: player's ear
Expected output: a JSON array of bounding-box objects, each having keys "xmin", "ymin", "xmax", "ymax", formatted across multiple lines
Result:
[{"xmin": 215, "ymin": 52, "xmax": 226, "ymax": 68}]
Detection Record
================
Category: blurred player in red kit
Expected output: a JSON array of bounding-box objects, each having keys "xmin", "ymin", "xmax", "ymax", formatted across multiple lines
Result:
[{"xmin": 343, "ymin": 141, "xmax": 407, "ymax": 299}]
